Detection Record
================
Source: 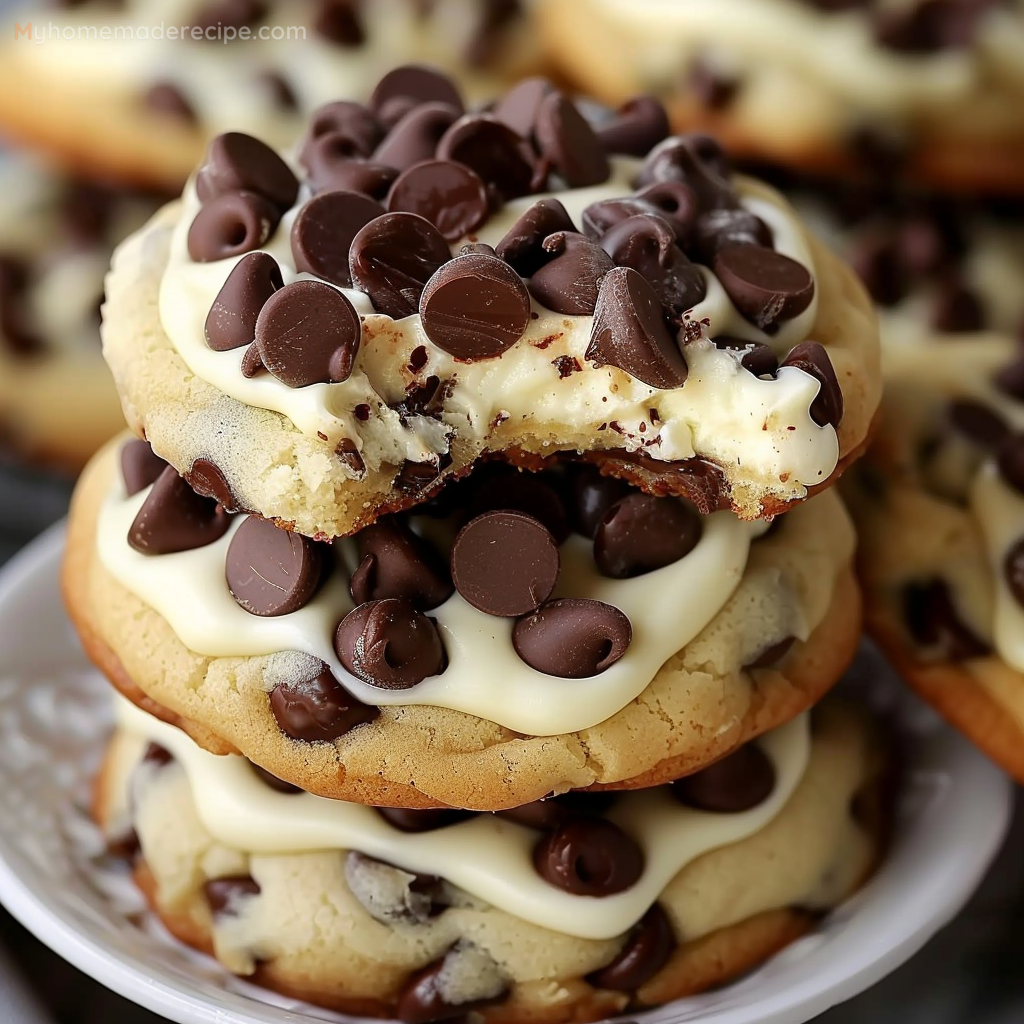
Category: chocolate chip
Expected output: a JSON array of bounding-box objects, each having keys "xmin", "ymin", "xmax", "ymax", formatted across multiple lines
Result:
[
  {"xmin": 498, "ymin": 790, "xmax": 616, "ymax": 830},
  {"xmin": 535, "ymin": 93, "xmax": 610, "ymax": 188},
  {"xmin": 270, "ymin": 664, "xmax": 378, "ymax": 741},
  {"xmin": 903, "ymin": 578, "xmax": 988, "ymax": 659},
  {"xmin": 386, "ymin": 160, "xmax": 489, "ymax": 243},
  {"xmin": 142, "ymin": 742, "xmax": 174, "ymax": 768},
  {"xmin": 394, "ymin": 456, "xmax": 450, "ymax": 494},
  {"xmin": 949, "ymin": 399, "xmax": 1009, "ymax": 450},
  {"xmin": 596, "ymin": 96, "xmax": 670, "ymax": 157},
  {"xmin": 225, "ymin": 515, "xmax": 325, "ymax": 616},
  {"xmin": 691, "ymin": 208, "xmax": 773, "ymax": 264},
  {"xmin": 513, "ymin": 598, "xmax": 631, "ymax": 677},
  {"xmin": 636, "ymin": 182, "xmax": 703, "ymax": 242},
  {"xmin": 588, "ymin": 905, "xmax": 676, "ymax": 991},
  {"xmin": 533, "ymin": 818, "xmax": 643, "ymax": 896},
  {"xmin": 254, "ymin": 280, "xmax": 361, "ymax": 387},
  {"xmin": 349, "ymin": 213, "xmax": 451, "ymax": 319},
  {"xmin": 196, "ymin": 132, "xmax": 298, "ymax": 211},
  {"xmin": 128, "ymin": 467, "xmax": 231, "ymax": 555},
  {"xmin": 714, "ymin": 244, "xmax": 815, "ymax": 331},
  {"xmin": 377, "ymin": 807, "xmax": 473, "ymax": 832},
  {"xmin": 313, "ymin": 0, "xmax": 365, "ymax": 46},
  {"xmin": 637, "ymin": 135, "xmax": 736, "ymax": 210},
  {"xmin": 491, "ymin": 76, "xmax": 554, "ymax": 139},
  {"xmin": 143, "ymin": 82, "xmax": 198, "ymax": 124},
  {"xmin": 185, "ymin": 458, "xmax": 238, "ymax": 510},
  {"xmin": 995, "ymin": 355, "xmax": 1024, "ymax": 402},
  {"xmin": 121, "ymin": 440, "xmax": 167, "ymax": 496},
  {"xmin": 465, "ymin": 0, "xmax": 522, "ymax": 66},
  {"xmin": 350, "ymin": 517, "xmax": 453, "ymax": 610},
  {"xmin": 205, "ymin": 251, "xmax": 282, "ymax": 351},
  {"xmin": 874, "ymin": 0, "xmax": 989, "ymax": 53},
  {"xmin": 1004, "ymin": 537, "xmax": 1024, "ymax": 612},
  {"xmin": 204, "ymin": 876, "xmax": 260, "ymax": 918},
  {"xmin": 335, "ymin": 598, "xmax": 446, "ymax": 689},
  {"xmin": 190, "ymin": 0, "xmax": 266, "ymax": 32},
  {"xmin": 451, "ymin": 511, "xmax": 559, "ymax": 617},
  {"xmin": 370, "ymin": 65, "xmax": 465, "ymax": 120},
  {"xmin": 781, "ymin": 342, "xmax": 844, "ymax": 428},
  {"xmin": 672, "ymin": 743, "xmax": 776, "ymax": 812},
  {"xmin": 291, "ymin": 191, "xmax": 385, "ymax": 288},
  {"xmin": 529, "ymin": 232, "xmax": 614, "ymax": 315},
  {"xmin": 931, "ymin": 276, "xmax": 984, "ymax": 333},
  {"xmin": 419, "ymin": 253, "xmax": 531, "ymax": 360},
  {"xmin": 566, "ymin": 465, "xmax": 631, "ymax": 538},
  {"xmin": 586, "ymin": 266, "xmax": 688, "ymax": 389},
  {"xmin": 250, "ymin": 763, "xmax": 302, "ymax": 793},
  {"xmin": 594, "ymin": 493, "xmax": 702, "ymax": 579},
  {"xmin": 257, "ymin": 70, "xmax": 297, "ymax": 111},
  {"xmin": 744, "ymin": 635, "xmax": 796, "ymax": 669},
  {"xmin": 301, "ymin": 100, "xmax": 384, "ymax": 164},
  {"xmin": 850, "ymin": 232, "xmax": 909, "ymax": 307},
  {"xmin": 600, "ymin": 215, "xmax": 706, "ymax": 317},
  {"xmin": 187, "ymin": 190, "xmax": 280, "ymax": 263},
  {"xmin": 998, "ymin": 433, "xmax": 1024, "ymax": 495},
  {"xmin": 466, "ymin": 467, "xmax": 570, "ymax": 544},
  {"xmin": 494, "ymin": 198, "xmax": 577, "ymax": 277},
  {"xmin": 716, "ymin": 337, "xmax": 780, "ymax": 378},
  {"xmin": 372, "ymin": 102, "xmax": 462, "ymax": 172},
  {"xmin": 397, "ymin": 951, "xmax": 505, "ymax": 1024},
  {"xmin": 437, "ymin": 115, "xmax": 538, "ymax": 200},
  {"xmin": 689, "ymin": 55, "xmax": 741, "ymax": 110}
]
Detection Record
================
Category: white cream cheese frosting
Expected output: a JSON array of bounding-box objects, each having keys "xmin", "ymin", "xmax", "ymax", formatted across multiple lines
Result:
[
  {"xmin": 96, "ymin": 455, "xmax": 769, "ymax": 735},
  {"xmin": 158, "ymin": 156, "xmax": 839, "ymax": 506},
  {"xmin": 116, "ymin": 692, "xmax": 810, "ymax": 941}
]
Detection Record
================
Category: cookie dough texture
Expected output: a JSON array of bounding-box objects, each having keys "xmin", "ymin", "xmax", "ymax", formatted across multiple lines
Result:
[
  {"xmin": 538, "ymin": 0, "xmax": 1024, "ymax": 193},
  {"xmin": 102, "ymin": 194, "xmax": 879, "ymax": 538},
  {"xmin": 94, "ymin": 700, "xmax": 884, "ymax": 1021},
  {"xmin": 846, "ymin": 335, "xmax": 1024, "ymax": 783},
  {"xmin": 65, "ymin": 440, "xmax": 860, "ymax": 810}
]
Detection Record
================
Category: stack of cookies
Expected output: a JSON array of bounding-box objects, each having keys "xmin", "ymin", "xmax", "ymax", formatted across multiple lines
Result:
[{"xmin": 59, "ymin": 62, "xmax": 895, "ymax": 1020}]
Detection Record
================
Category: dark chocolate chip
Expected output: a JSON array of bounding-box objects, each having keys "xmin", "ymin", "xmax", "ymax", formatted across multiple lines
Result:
[
  {"xmin": 499, "ymin": 790, "xmax": 617, "ymax": 830},
  {"xmin": 121, "ymin": 439, "xmax": 167, "ymax": 497},
  {"xmin": 465, "ymin": 0, "xmax": 522, "ymax": 67},
  {"xmin": 600, "ymin": 215, "xmax": 706, "ymax": 317},
  {"xmin": 394, "ymin": 455, "xmax": 451, "ymax": 494},
  {"xmin": 204, "ymin": 876, "xmax": 260, "ymax": 918},
  {"xmin": 529, "ymin": 232, "xmax": 614, "ymax": 315},
  {"xmin": 377, "ymin": 807, "xmax": 474, "ymax": 832},
  {"xmin": 187, "ymin": 190, "xmax": 280, "ymax": 263},
  {"xmin": 369, "ymin": 65, "xmax": 465, "ymax": 120},
  {"xmin": 586, "ymin": 266, "xmax": 688, "ymax": 389},
  {"xmin": 257, "ymin": 70, "xmax": 298, "ymax": 111},
  {"xmin": 949, "ymin": 399, "xmax": 1009, "ymax": 450},
  {"xmin": 190, "ymin": 0, "xmax": 266, "ymax": 32},
  {"xmin": 596, "ymin": 96, "xmax": 670, "ymax": 157},
  {"xmin": 349, "ymin": 212, "xmax": 452, "ymax": 319},
  {"xmin": 335, "ymin": 598, "xmax": 446, "ymax": 689},
  {"xmin": 350, "ymin": 517, "xmax": 454, "ymax": 610},
  {"xmin": 744, "ymin": 635, "xmax": 796, "ymax": 669},
  {"xmin": 254, "ymin": 280, "xmax": 361, "ymax": 387},
  {"xmin": 494, "ymin": 198, "xmax": 577, "ymax": 277},
  {"xmin": 594, "ymin": 493, "xmax": 702, "ymax": 579},
  {"xmin": 419, "ymin": 253, "xmax": 531, "ymax": 359},
  {"xmin": 397, "ymin": 950, "xmax": 506, "ymax": 1024},
  {"xmin": 689, "ymin": 56, "xmax": 741, "ymax": 110},
  {"xmin": 185, "ymin": 458, "xmax": 238, "ymax": 510},
  {"xmin": 691, "ymin": 208, "xmax": 773, "ymax": 265},
  {"xmin": 466, "ymin": 467, "xmax": 570, "ymax": 544},
  {"xmin": 301, "ymin": 100, "xmax": 384, "ymax": 164},
  {"xmin": 998, "ymin": 432, "xmax": 1024, "ymax": 495},
  {"xmin": 250, "ymin": 763, "xmax": 302, "ymax": 793},
  {"xmin": 143, "ymin": 742, "xmax": 174, "ymax": 768},
  {"xmin": 781, "ymin": 342, "xmax": 844, "ymax": 428},
  {"xmin": 636, "ymin": 182, "xmax": 702, "ymax": 242},
  {"xmin": 270, "ymin": 664, "xmax": 378, "ymax": 741},
  {"xmin": 850, "ymin": 231, "xmax": 910, "ymax": 307},
  {"xmin": 533, "ymin": 818, "xmax": 643, "ymax": 896},
  {"xmin": 931, "ymin": 276, "xmax": 985, "ymax": 333},
  {"xmin": 451, "ymin": 511, "xmax": 559, "ymax": 617},
  {"xmin": 143, "ymin": 82, "xmax": 198, "ymax": 124},
  {"xmin": 535, "ymin": 92, "xmax": 610, "ymax": 188},
  {"xmin": 715, "ymin": 337, "xmax": 780, "ymax": 378},
  {"xmin": 128, "ymin": 467, "xmax": 231, "ymax": 555},
  {"xmin": 903, "ymin": 578, "xmax": 988, "ymax": 659},
  {"xmin": 995, "ymin": 355, "xmax": 1024, "ymax": 402},
  {"xmin": 205, "ymin": 251, "xmax": 282, "ymax": 351},
  {"xmin": 637, "ymin": 135, "xmax": 736, "ymax": 210},
  {"xmin": 587, "ymin": 904, "xmax": 676, "ymax": 991},
  {"xmin": 714, "ymin": 244, "xmax": 815, "ymax": 331},
  {"xmin": 291, "ymin": 190, "xmax": 386, "ymax": 288},
  {"xmin": 1004, "ymin": 537, "xmax": 1024, "ymax": 612},
  {"xmin": 313, "ymin": 0, "xmax": 365, "ymax": 46},
  {"xmin": 513, "ymin": 598, "xmax": 631, "ymax": 677},
  {"xmin": 491, "ymin": 76, "xmax": 554, "ymax": 139},
  {"xmin": 387, "ymin": 160, "xmax": 489, "ymax": 242},
  {"xmin": 225, "ymin": 515, "xmax": 325, "ymax": 616},
  {"xmin": 672, "ymin": 743, "xmax": 776, "ymax": 812},
  {"xmin": 436, "ymin": 115, "xmax": 538, "ymax": 200},
  {"xmin": 372, "ymin": 102, "xmax": 462, "ymax": 173},
  {"xmin": 196, "ymin": 132, "xmax": 298, "ymax": 211},
  {"xmin": 566, "ymin": 465, "xmax": 632, "ymax": 538},
  {"xmin": 874, "ymin": 0, "xmax": 989, "ymax": 53}
]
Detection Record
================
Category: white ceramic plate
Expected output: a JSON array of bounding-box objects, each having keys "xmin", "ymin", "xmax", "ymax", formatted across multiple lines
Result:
[{"xmin": 0, "ymin": 525, "xmax": 1013, "ymax": 1024}]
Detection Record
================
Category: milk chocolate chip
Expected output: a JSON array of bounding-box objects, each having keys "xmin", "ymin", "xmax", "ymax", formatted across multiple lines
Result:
[
  {"xmin": 187, "ymin": 190, "xmax": 280, "ymax": 263},
  {"xmin": 225, "ymin": 515, "xmax": 325, "ymax": 616},
  {"xmin": 594, "ymin": 493, "xmax": 702, "ymax": 579},
  {"xmin": 586, "ymin": 266, "xmax": 688, "ymax": 389},
  {"xmin": 270, "ymin": 664, "xmax": 378, "ymax": 741},
  {"xmin": 196, "ymin": 132, "xmax": 298, "ymax": 211},
  {"xmin": 451, "ymin": 511, "xmax": 560, "ymax": 617},
  {"xmin": 513, "ymin": 598, "xmax": 631, "ymax": 677},
  {"xmin": 672, "ymin": 743, "xmax": 776, "ymax": 812},
  {"xmin": 588, "ymin": 904, "xmax": 676, "ymax": 991},
  {"xmin": 291, "ymin": 190, "xmax": 386, "ymax": 288},
  {"xmin": 420, "ymin": 253, "xmax": 532, "ymax": 360},
  {"xmin": 205, "ymin": 251, "xmax": 282, "ymax": 351},
  {"xmin": 128, "ymin": 467, "xmax": 231, "ymax": 555},
  {"xmin": 534, "ymin": 818, "xmax": 644, "ymax": 896},
  {"xmin": 335, "ymin": 598, "xmax": 446, "ymax": 689},
  {"xmin": 121, "ymin": 439, "xmax": 167, "ymax": 496},
  {"xmin": 254, "ymin": 280, "xmax": 361, "ymax": 387}
]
